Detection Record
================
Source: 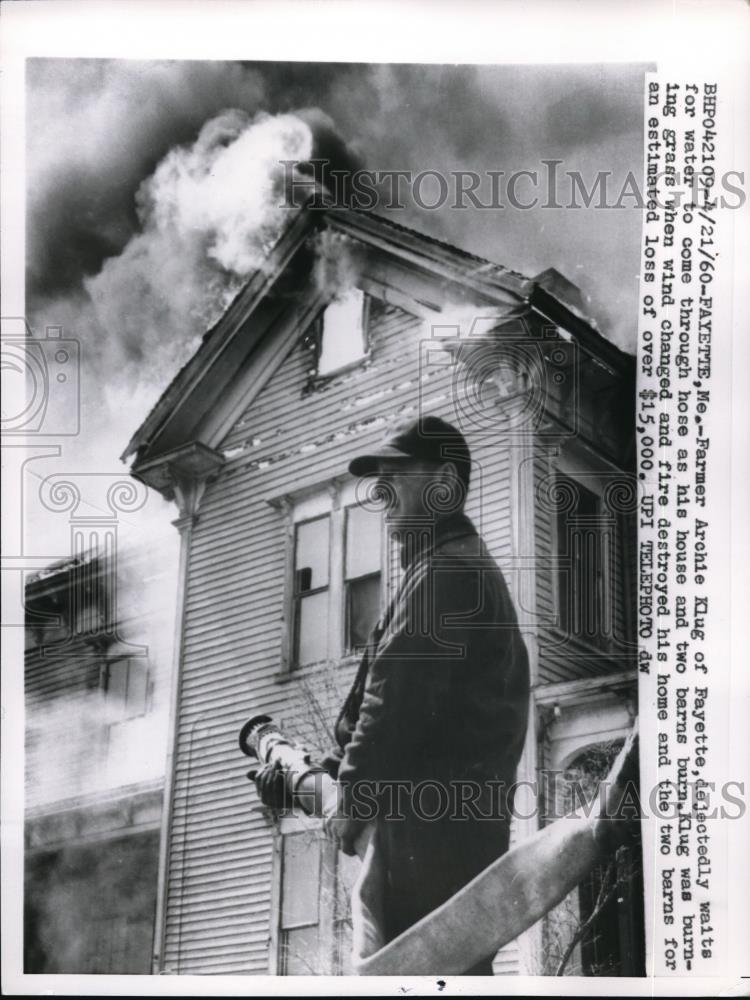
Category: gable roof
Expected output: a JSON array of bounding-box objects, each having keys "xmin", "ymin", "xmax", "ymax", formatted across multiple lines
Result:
[
  {"xmin": 121, "ymin": 205, "xmax": 317, "ymax": 465},
  {"xmin": 122, "ymin": 205, "xmax": 632, "ymax": 476}
]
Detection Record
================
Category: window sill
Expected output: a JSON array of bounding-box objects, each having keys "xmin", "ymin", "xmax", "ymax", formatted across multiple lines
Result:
[
  {"xmin": 274, "ymin": 653, "xmax": 363, "ymax": 684},
  {"xmin": 303, "ymin": 352, "xmax": 373, "ymax": 393}
]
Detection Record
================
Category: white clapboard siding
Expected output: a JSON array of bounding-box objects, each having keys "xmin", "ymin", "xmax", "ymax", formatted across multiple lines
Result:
[{"xmin": 162, "ymin": 293, "xmax": 519, "ymax": 975}]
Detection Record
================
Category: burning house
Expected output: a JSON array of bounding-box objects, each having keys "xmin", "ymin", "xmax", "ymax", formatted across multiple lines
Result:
[
  {"xmin": 119, "ymin": 205, "xmax": 642, "ymax": 976},
  {"xmin": 24, "ymin": 538, "xmax": 178, "ymax": 974}
]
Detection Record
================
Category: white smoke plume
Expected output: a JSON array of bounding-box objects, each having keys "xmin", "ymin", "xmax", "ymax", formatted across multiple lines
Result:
[
  {"xmin": 25, "ymin": 106, "xmax": 329, "ymax": 559},
  {"xmin": 26, "ymin": 60, "xmax": 648, "ymax": 480},
  {"xmin": 42, "ymin": 108, "xmax": 314, "ymax": 388},
  {"xmin": 145, "ymin": 109, "xmax": 312, "ymax": 274}
]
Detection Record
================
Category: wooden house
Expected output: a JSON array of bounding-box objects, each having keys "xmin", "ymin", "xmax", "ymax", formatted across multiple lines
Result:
[
  {"xmin": 124, "ymin": 207, "xmax": 640, "ymax": 976},
  {"xmin": 24, "ymin": 538, "xmax": 177, "ymax": 973}
]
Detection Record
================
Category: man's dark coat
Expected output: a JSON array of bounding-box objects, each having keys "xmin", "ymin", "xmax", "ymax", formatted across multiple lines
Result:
[{"xmin": 324, "ymin": 511, "xmax": 530, "ymax": 965}]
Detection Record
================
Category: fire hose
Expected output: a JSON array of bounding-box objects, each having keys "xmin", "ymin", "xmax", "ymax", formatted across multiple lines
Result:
[{"xmin": 239, "ymin": 713, "xmax": 640, "ymax": 975}]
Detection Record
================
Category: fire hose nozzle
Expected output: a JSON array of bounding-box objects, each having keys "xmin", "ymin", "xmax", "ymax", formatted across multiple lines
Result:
[
  {"xmin": 237, "ymin": 713, "xmax": 369, "ymax": 858},
  {"xmin": 238, "ymin": 712, "xmax": 337, "ymax": 815},
  {"xmin": 238, "ymin": 714, "xmax": 276, "ymax": 759}
]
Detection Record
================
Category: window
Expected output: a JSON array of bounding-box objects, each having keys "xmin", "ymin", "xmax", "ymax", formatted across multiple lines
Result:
[
  {"xmin": 540, "ymin": 720, "xmax": 644, "ymax": 977},
  {"xmin": 344, "ymin": 504, "xmax": 382, "ymax": 653},
  {"xmin": 540, "ymin": 685, "xmax": 642, "ymax": 976},
  {"xmin": 274, "ymin": 824, "xmax": 353, "ymax": 976},
  {"xmin": 316, "ymin": 289, "xmax": 368, "ymax": 376},
  {"xmin": 278, "ymin": 833, "xmax": 323, "ymax": 975},
  {"xmin": 103, "ymin": 658, "xmax": 149, "ymax": 721},
  {"xmin": 566, "ymin": 743, "xmax": 644, "ymax": 977},
  {"xmin": 293, "ymin": 516, "xmax": 331, "ymax": 667},
  {"xmin": 282, "ymin": 482, "xmax": 385, "ymax": 672},
  {"xmin": 555, "ymin": 474, "xmax": 611, "ymax": 647}
]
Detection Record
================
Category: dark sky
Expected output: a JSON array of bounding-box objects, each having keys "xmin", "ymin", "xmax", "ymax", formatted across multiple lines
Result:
[
  {"xmin": 23, "ymin": 58, "xmax": 649, "ymax": 555},
  {"xmin": 28, "ymin": 59, "xmax": 649, "ymax": 354}
]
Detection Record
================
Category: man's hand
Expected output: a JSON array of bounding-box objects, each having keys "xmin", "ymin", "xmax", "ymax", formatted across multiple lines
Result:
[
  {"xmin": 253, "ymin": 759, "xmax": 293, "ymax": 811},
  {"xmin": 323, "ymin": 800, "xmax": 366, "ymax": 857}
]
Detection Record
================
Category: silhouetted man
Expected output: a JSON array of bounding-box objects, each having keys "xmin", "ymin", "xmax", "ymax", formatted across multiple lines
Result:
[{"xmin": 258, "ymin": 415, "xmax": 529, "ymax": 974}]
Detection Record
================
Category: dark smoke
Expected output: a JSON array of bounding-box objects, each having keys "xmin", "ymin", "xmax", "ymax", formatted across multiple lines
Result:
[
  {"xmin": 27, "ymin": 59, "xmax": 365, "ymax": 305},
  {"xmin": 29, "ymin": 60, "xmax": 649, "ymax": 352},
  {"xmin": 24, "ymin": 59, "xmax": 648, "ymax": 556}
]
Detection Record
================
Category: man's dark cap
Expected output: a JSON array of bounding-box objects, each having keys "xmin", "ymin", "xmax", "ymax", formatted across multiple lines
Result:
[{"xmin": 348, "ymin": 415, "xmax": 471, "ymax": 479}]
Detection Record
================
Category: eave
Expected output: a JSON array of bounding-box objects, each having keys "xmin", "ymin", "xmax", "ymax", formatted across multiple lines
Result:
[
  {"xmin": 121, "ymin": 205, "xmax": 321, "ymax": 464},
  {"xmin": 123, "ymin": 205, "xmax": 630, "ymax": 497}
]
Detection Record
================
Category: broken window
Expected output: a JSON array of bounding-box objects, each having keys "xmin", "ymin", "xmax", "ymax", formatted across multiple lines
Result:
[
  {"xmin": 316, "ymin": 289, "xmax": 368, "ymax": 376},
  {"xmin": 282, "ymin": 481, "xmax": 385, "ymax": 673}
]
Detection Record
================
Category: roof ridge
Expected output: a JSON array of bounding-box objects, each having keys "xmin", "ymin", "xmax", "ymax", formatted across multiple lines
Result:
[{"xmin": 333, "ymin": 207, "xmax": 529, "ymax": 281}]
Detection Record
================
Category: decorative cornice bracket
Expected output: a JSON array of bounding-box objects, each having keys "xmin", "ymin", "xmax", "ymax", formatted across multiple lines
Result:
[{"xmin": 130, "ymin": 441, "xmax": 225, "ymax": 525}]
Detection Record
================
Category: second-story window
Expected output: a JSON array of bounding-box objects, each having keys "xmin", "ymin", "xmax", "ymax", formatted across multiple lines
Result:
[
  {"xmin": 555, "ymin": 473, "xmax": 611, "ymax": 647},
  {"xmin": 293, "ymin": 516, "xmax": 331, "ymax": 667},
  {"xmin": 104, "ymin": 657, "xmax": 149, "ymax": 721},
  {"xmin": 284, "ymin": 482, "xmax": 385, "ymax": 672},
  {"xmin": 344, "ymin": 504, "xmax": 381, "ymax": 653}
]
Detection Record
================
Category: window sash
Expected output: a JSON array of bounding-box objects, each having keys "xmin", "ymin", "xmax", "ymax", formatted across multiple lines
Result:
[
  {"xmin": 293, "ymin": 590, "xmax": 329, "ymax": 667},
  {"xmin": 344, "ymin": 503, "xmax": 381, "ymax": 581},
  {"xmin": 278, "ymin": 925, "xmax": 323, "ymax": 975},
  {"xmin": 316, "ymin": 290, "xmax": 369, "ymax": 377},
  {"xmin": 555, "ymin": 474, "xmax": 611, "ymax": 648},
  {"xmin": 292, "ymin": 515, "xmax": 331, "ymax": 667},
  {"xmin": 284, "ymin": 488, "xmax": 386, "ymax": 671},
  {"xmin": 293, "ymin": 515, "xmax": 330, "ymax": 594},
  {"xmin": 280, "ymin": 832, "xmax": 321, "ymax": 929},
  {"xmin": 344, "ymin": 571, "xmax": 382, "ymax": 653},
  {"xmin": 104, "ymin": 658, "xmax": 149, "ymax": 721}
]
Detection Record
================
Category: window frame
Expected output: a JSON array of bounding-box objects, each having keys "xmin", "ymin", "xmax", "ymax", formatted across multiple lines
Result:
[
  {"xmin": 274, "ymin": 480, "xmax": 387, "ymax": 679},
  {"xmin": 550, "ymin": 468, "xmax": 615, "ymax": 654},
  {"xmin": 342, "ymin": 502, "xmax": 383, "ymax": 656},
  {"xmin": 101, "ymin": 655, "xmax": 150, "ymax": 723},
  {"xmin": 306, "ymin": 291, "xmax": 372, "ymax": 387},
  {"xmin": 536, "ymin": 679, "xmax": 641, "ymax": 976},
  {"xmin": 291, "ymin": 513, "xmax": 332, "ymax": 670},
  {"xmin": 269, "ymin": 816, "xmax": 340, "ymax": 975},
  {"xmin": 344, "ymin": 572, "xmax": 382, "ymax": 655}
]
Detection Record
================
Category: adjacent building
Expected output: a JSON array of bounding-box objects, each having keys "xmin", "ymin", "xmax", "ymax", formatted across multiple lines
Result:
[{"xmin": 24, "ymin": 537, "xmax": 178, "ymax": 973}]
